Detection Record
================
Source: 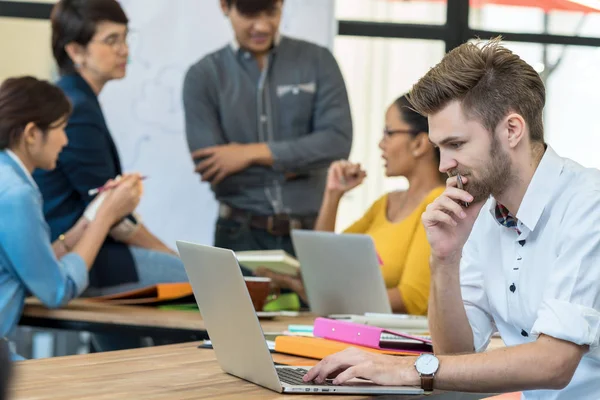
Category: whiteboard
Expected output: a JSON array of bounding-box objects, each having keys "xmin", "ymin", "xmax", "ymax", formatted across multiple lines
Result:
[{"xmin": 100, "ymin": 0, "xmax": 336, "ymax": 247}]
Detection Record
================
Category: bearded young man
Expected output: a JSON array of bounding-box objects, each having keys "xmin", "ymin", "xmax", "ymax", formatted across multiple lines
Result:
[{"xmin": 302, "ymin": 38, "xmax": 600, "ymax": 399}]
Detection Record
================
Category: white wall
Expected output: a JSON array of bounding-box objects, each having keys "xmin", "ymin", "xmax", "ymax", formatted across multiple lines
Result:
[{"xmin": 471, "ymin": 5, "xmax": 600, "ymax": 168}]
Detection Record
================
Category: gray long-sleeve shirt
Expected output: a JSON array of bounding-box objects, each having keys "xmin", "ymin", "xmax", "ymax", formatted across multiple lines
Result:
[{"xmin": 183, "ymin": 36, "xmax": 352, "ymax": 216}]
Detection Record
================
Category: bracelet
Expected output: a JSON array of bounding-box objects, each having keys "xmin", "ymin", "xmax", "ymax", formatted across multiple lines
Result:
[{"xmin": 58, "ymin": 234, "xmax": 71, "ymax": 252}]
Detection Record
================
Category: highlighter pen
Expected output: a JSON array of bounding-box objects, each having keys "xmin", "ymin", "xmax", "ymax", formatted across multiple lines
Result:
[{"xmin": 88, "ymin": 176, "xmax": 148, "ymax": 196}]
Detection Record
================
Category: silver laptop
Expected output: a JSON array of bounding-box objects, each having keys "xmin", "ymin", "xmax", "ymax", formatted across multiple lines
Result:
[
  {"xmin": 291, "ymin": 230, "xmax": 392, "ymax": 316},
  {"xmin": 176, "ymin": 241, "xmax": 423, "ymax": 395}
]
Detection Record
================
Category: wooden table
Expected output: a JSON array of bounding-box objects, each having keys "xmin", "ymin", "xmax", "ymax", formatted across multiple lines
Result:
[
  {"xmin": 19, "ymin": 299, "xmax": 318, "ymax": 342},
  {"xmin": 11, "ymin": 342, "xmax": 496, "ymax": 400},
  {"xmin": 19, "ymin": 298, "xmax": 507, "ymax": 348}
]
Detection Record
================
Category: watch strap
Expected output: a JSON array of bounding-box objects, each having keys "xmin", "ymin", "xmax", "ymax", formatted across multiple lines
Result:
[{"xmin": 421, "ymin": 375, "xmax": 434, "ymax": 391}]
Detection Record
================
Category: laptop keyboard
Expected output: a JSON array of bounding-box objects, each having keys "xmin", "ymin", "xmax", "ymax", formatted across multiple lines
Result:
[{"xmin": 277, "ymin": 368, "xmax": 335, "ymax": 386}]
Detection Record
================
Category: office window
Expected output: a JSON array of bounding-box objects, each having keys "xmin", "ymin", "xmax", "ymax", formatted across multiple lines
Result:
[
  {"xmin": 470, "ymin": 1, "xmax": 600, "ymax": 38},
  {"xmin": 335, "ymin": 0, "xmax": 446, "ymax": 25},
  {"xmin": 333, "ymin": 36, "xmax": 445, "ymax": 230},
  {"xmin": 473, "ymin": 40, "xmax": 600, "ymax": 170}
]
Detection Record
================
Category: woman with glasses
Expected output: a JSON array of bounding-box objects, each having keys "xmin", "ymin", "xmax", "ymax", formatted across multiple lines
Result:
[
  {"xmin": 34, "ymin": 0, "xmax": 187, "ymax": 293},
  {"xmin": 257, "ymin": 94, "xmax": 445, "ymax": 315},
  {"xmin": 32, "ymin": 0, "xmax": 188, "ymax": 350}
]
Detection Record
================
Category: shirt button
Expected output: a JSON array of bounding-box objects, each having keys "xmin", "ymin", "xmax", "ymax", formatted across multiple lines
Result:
[
  {"xmin": 521, "ymin": 329, "xmax": 529, "ymax": 337},
  {"xmin": 244, "ymin": 52, "xmax": 251, "ymax": 59},
  {"xmin": 509, "ymin": 283, "xmax": 516, "ymax": 293}
]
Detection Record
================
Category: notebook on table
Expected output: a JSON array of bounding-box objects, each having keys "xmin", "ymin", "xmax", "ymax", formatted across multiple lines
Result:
[
  {"xmin": 313, "ymin": 318, "xmax": 432, "ymax": 354},
  {"xmin": 274, "ymin": 336, "xmax": 431, "ymax": 360},
  {"xmin": 235, "ymin": 250, "xmax": 300, "ymax": 276},
  {"xmin": 328, "ymin": 312, "xmax": 429, "ymax": 332}
]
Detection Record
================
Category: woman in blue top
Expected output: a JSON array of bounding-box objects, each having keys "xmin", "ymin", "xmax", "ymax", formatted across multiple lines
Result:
[{"xmin": 0, "ymin": 77, "xmax": 142, "ymax": 360}]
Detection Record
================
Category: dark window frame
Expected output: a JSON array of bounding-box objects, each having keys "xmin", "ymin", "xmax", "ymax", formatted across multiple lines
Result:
[{"xmin": 2, "ymin": 0, "xmax": 600, "ymax": 51}]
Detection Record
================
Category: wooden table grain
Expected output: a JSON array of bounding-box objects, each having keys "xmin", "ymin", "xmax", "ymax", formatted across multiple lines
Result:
[{"xmin": 10, "ymin": 342, "xmax": 498, "ymax": 400}]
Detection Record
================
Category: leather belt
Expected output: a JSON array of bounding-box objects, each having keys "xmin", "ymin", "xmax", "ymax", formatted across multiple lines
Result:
[{"xmin": 219, "ymin": 204, "xmax": 315, "ymax": 236}]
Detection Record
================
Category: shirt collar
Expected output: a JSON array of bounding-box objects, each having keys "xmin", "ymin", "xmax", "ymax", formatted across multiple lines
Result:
[
  {"xmin": 58, "ymin": 73, "xmax": 98, "ymax": 100},
  {"xmin": 4, "ymin": 149, "xmax": 39, "ymax": 190},
  {"xmin": 229, "ymin": 32, "xmax": 282, "ymax": 54},
  {"xmin": 516, "ymin": 145, "xmax": 563, "ymax": 231},
  {"xmin": 488, "ymin": 145, "xmax": 563, "ymax": 233}
]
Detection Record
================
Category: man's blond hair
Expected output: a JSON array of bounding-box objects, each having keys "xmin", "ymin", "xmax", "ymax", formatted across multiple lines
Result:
[{"xmin": 409, "ymin": 37, "xmax": 545, "ymax": 143}]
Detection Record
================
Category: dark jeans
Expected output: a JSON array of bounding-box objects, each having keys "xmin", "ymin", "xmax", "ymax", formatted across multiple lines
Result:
[{"xmin": 214, "ymin": 217, "xmax": 296, "ymax": 276}]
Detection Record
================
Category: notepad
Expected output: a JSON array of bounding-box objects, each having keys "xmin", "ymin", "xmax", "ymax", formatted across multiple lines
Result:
[
  {"xmin": 235, "ymin": 250, "xmax": 300, "ymax": 275},
  {"xmin": 274, "ymin": 336, "xmax": 418, "ymax": 360},
  {"xmin": 328, "ymin": 313, "xmax": 429, "ymax": 332}
]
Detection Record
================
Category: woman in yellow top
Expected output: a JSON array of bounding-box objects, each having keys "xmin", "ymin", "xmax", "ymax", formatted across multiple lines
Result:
[{"xmin": 258, "ymin": 94, "xmax": 444, "ymax": 315}]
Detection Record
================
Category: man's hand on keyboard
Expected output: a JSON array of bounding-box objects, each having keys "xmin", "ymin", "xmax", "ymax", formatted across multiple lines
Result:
[{"xmin": 303, "ymin": 347, "xmax": 420, "ymax": 386}]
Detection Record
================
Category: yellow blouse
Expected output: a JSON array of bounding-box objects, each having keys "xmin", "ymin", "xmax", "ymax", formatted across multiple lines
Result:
[{"xmin": 343, "ymin": 187, "xmax": 444, "ymax": 315}]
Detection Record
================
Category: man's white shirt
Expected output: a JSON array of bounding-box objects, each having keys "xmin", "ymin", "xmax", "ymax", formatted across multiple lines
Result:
[{"xmin": 461, "ymin": 146, "xmax": 600, "ymax": 400}]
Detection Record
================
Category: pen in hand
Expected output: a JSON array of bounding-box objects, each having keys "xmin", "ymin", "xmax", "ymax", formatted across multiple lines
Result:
[
  {"xmin": 88, "ymin": 176, "xmax": 148, "ymax": 196},
  {"xmin": 455, "ymin": 173, "xmax": 469, "ymax": 208}
]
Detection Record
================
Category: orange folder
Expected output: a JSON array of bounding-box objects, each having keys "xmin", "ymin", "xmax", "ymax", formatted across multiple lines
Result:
[
  {"xmin": 274, "ymin": 336, "xmax": 422, "ymax": 360},
  {"xmin": 87, "ymin": 282, "xmax": 193, "ymax": 305}
]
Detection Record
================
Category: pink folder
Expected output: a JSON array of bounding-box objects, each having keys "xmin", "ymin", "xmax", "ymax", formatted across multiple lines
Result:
[{"xmin": 313, "ymin": 317, "xmax": 433, "ymax": 355}]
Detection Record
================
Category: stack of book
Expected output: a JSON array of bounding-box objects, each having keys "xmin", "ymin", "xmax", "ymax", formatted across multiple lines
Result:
[{"xmin": 274, "ymin": 317, "xmax": 433, "ymax": 360}]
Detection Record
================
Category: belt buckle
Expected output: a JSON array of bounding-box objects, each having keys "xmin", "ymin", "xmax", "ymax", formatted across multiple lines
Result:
[{"xmin": 267, "ymin": 214, "xmax": 290, "ymax": 236}]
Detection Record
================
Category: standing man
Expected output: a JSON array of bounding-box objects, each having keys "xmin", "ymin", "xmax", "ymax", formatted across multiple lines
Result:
[
  {"xmin": 183, "ymin": 0, "xmax": 352, "ymax": 260},
  {"xmin": 303, "ymin": 38, "xmax": 600, "ymax": 399}
]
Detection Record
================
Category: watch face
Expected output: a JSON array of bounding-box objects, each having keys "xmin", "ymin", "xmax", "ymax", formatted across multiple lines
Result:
[{"xmin": 416, "ymin": 354, "xmax": 439, "ymax": 375}]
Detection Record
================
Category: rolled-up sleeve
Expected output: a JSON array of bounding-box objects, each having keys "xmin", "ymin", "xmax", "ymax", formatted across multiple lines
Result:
[
  {"xmin": 460, "ymin": 238, "xmax": 496, "ymax": 352},
  {"xmin": 1, "ymin": 186, "xmax": 88, "ymax": 307},
  {"xmin": 530, "ymin": 193, "xmax": 600, "ymax": 350},
  {"xmin": 268, "ymin": 47, "xmax": 352, "ymax": 172}
]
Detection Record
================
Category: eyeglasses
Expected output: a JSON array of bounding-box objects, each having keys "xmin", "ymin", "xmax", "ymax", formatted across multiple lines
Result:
[
  {"xmin": 90, "ymin": 34, "xmax": 129, "ymax": 52},
  {"xmin": 382, "ymin": 128, "xmax": 419, "ymax": 137}
]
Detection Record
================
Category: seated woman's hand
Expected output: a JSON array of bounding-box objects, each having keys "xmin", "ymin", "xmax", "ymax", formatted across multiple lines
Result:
[
  {"xmin": 254, "ymin": 268, "xmax": 308, "ymax": 304},
  {"xmin": 326, "ymin": 160, "xmax": 367, "ymax": 195},
  {"xmin": 98, "ymin": 174, "xmax": 143, "ymax": 224}
]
